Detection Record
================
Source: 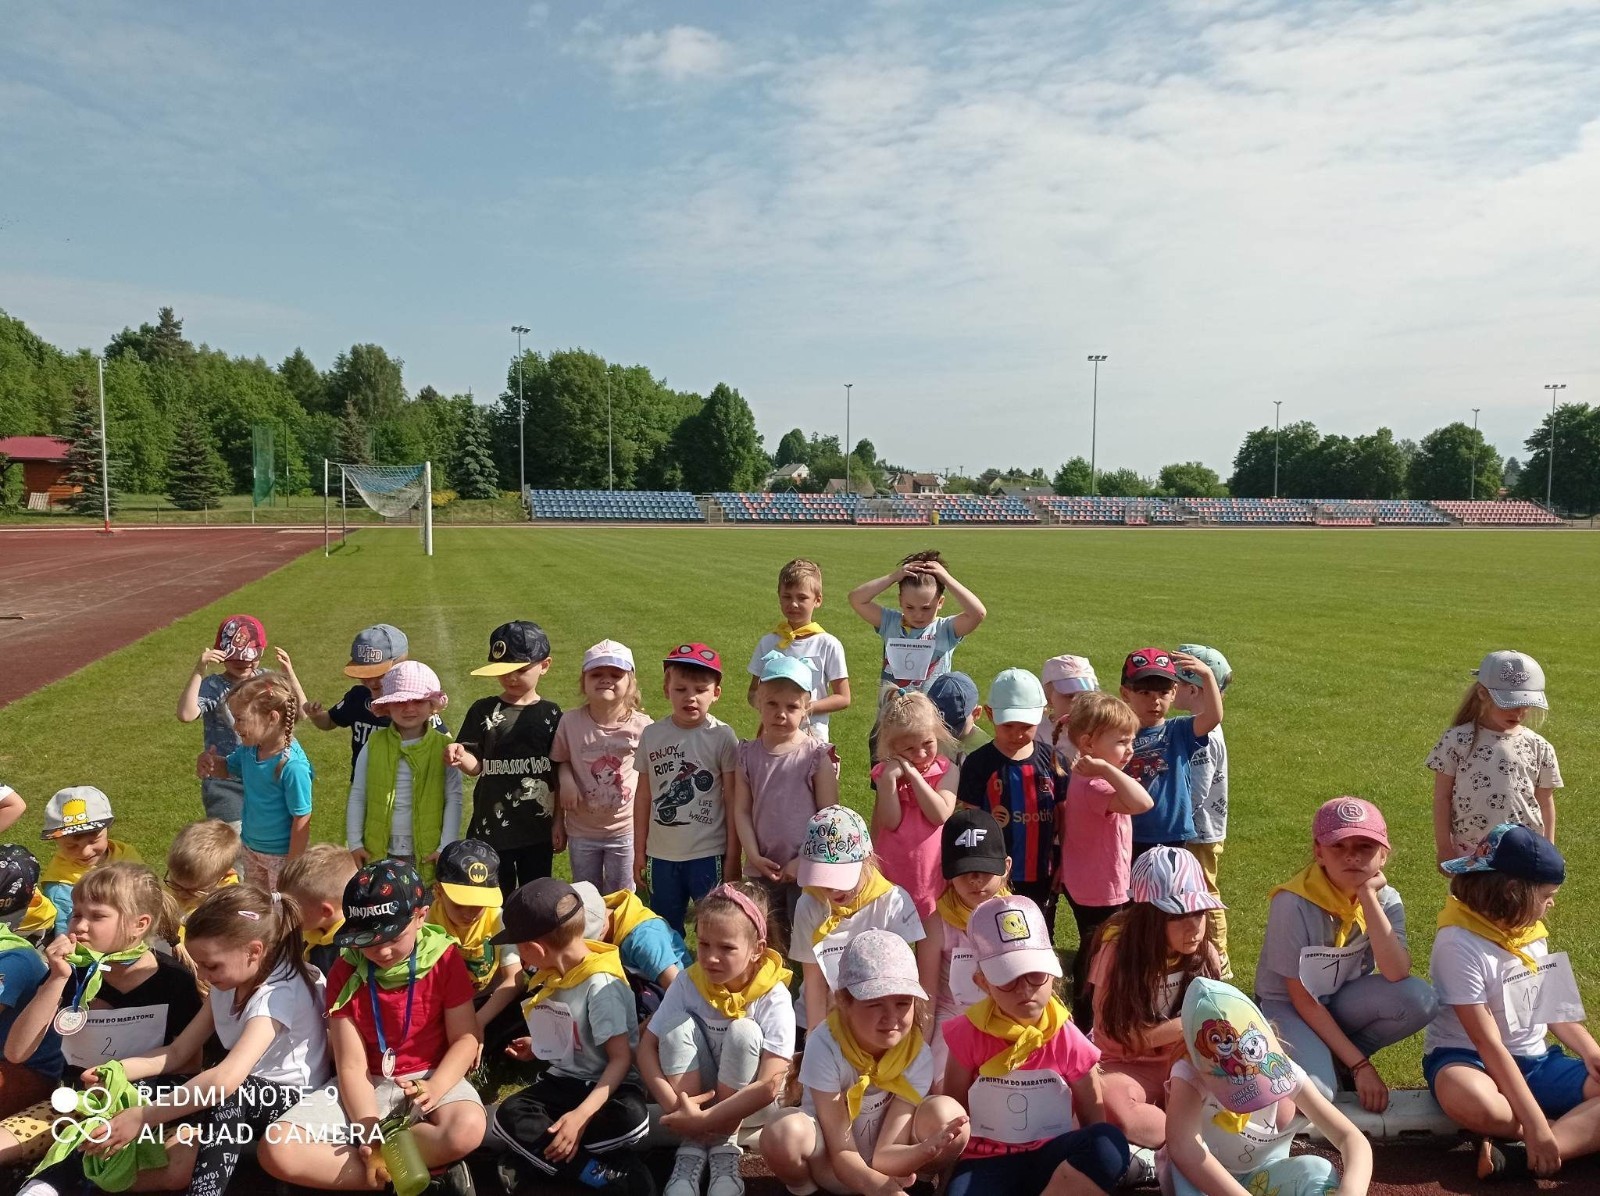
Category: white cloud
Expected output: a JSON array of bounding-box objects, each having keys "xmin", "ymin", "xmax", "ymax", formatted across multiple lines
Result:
[{"xmin": 585, "ymin": 25, "xmax": 734, "ymax": 83}]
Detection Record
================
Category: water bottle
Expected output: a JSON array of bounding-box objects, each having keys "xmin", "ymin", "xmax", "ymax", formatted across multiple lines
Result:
[{"xmin": 381, "ymin": 1125, "xmax": 430, "ymax": 1196}]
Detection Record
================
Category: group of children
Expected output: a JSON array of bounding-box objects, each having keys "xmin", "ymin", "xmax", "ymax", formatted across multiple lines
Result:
[{"xmin": 0, "ymin": 548, "xmax": 1585, "ymax": 1196}]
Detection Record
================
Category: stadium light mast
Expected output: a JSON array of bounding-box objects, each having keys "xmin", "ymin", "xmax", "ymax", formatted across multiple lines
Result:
[
  {"xmin": 1272, "ymin": 400, "xmax": 1283, "ymax": 498},
  {"xmin": 606, "ymin": 368, "xmax": 614, "ymax": 491},
  {"xmin": 1544, "ymin": 383, "xmax": 1565, "ymax": 508},
  {"xmin": 1470, "ymin": 408, "xmax": 1481, "ymax": 499},
  {"xmin": 512, "ymin": 325, "xmax": 530, "ymax": 499},
  {"xmin": 844, "ymin": 383, "xmax": 854, "ymax": 499},
  {"xmin": 1087, "ymin": 355, "xmax": 1107, "ymax": 496},
  {"xmin": 97, "ymin": 356, "xmax": 111, "ymax": 534}
]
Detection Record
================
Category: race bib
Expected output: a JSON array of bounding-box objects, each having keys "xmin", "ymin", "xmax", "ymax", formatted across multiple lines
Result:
[
  {"xmin": 1504, "ymin": 952, "xmax": 1585, "ymax": 1034},
  {"xmin": 884, "ymin": 640, "xmax": 936, "ymax": 684},
  {"xmin": 526, "ymin": 1001, "xmax": 576, "ymax": 1063},
  {"xmin": 949, "ymin": 950, "xmax": 984, "ymax": 1011},
  {"xmin": 1297, "ymin": 942, "xmax": 1368, "ymax": 1000},
  {"xmin": 968, "ymin": 1069, "xmax": 1076, "ymax": 1145},
  {"xmin": 62, "ymin": 1006, "xmax": 166, "ymax": 1069},
  {"xmin": 1212, "ymin": 1113, "xmax": 1295, "ymax": 1173},
  {"xmin": 815, "ymin": 931, "xmax": 851, "ymax": 991}
]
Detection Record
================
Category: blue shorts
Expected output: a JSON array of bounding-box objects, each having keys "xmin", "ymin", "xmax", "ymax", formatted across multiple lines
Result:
[
  {"xmin": 946, "ymin": 1125, "xmax": 1130, "ymax": 1196},
  {"xmin": 1423, "ymin": 1045, "xmax": 1591, "ymax": 1119}
]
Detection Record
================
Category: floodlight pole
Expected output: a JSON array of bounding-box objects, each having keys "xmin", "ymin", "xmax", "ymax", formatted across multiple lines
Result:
[
  {"xmin": 1470, "ymin": 408, "xmax": 1481, "ymax": 499},
  {"xmin": 1087, "ymin": 355, "xmax": 1107, "ymax": 496},
  {"xmin": 607, "ymin": 369, "xmax": 614, "ymax": 491},
  {"xmin": 512, "ymin": 325, "xmax": 530, "ymax": 500},
  {"xmin": 1544, "ymin": 383, "xmax": 1565, "ymax": 508},
  {"xmin": 96, "ymin": 356, "xmax": 111, "ymax": 534},
  {"xmin": 1272, "ymin": 400, "xmax": 1283, "ymax": 499},
  {"xmin": 844, "ymin": 383, "xmax": 853, "ymax": 499},
  {"xmin": 323, "ymin": 458, "xmax": 330, "ymax": 557}
]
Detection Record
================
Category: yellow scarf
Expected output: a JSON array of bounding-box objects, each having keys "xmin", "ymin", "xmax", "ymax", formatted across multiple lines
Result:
[
  {"xmin": 826, "ymin": 1009, "xmax": 925, "ymax": 1120},
  {"xmin": 523, "ymin": 941, "xmax": 628, "ymax": 1011},
  {"xmin": 176, "ymin": 871, "xmax": 239, "ymax": 943},
  {"xmin": 965, "ymin": 995, "xmax": 1070, "ymax": 1077},
  {"xmin": 604, "ymin": 890, "xmax": 660, "ymax": 945},
  {"xmin": 303, "ymin": 918, "xmax": 344, "ymax": 949},
  {"xmin": 808, "ymin": 869, "xmax": 893, "ymax": 945},
  {"xmin": 689, "ymin": 949, "xmax": 792, "ymax": 1019},
  {"xmin": 1271, "ymin": 864, "xmax": 1364, "ymax": 948},
  {"xmin": 39, "ymin": 841, "xmax": 141, "ymax": 890},
  {"xmin": 773, "ymin": 621, "xmax": 825, "ymax": 651},
  {"xmin": 936, "ymin": 886, "xmax": 1009, "ymax": 933},
  {"xmin": 429, "ymin": 904, "xmax": 503, "ymax": 992},
  {"xmin": 19, "ymin": 890, "xmax": 57, "ymax": 937},
  {"xmin": 1438, "ymin": 896, "xmax": 1548, "ymax": 971}
]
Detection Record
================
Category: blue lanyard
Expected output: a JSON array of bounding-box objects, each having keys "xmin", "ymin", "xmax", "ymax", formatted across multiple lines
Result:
[
  {"xmin": 67, "ymin": 957, "xmax": 101, "ymax": 1011},
  {"xmin": 367, "ymin": 948, "xmax": 418, "ymax": 1061}
]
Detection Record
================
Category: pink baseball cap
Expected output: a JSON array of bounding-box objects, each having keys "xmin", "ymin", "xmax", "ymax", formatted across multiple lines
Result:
[
  {"xmin": 583, "ymin": 640, "xmax": 635, "ymax": 673},
  {"xmin": 1130, "ymin": 846, "xmax": 1225, "ymax": 915},
  {"xmin": 1041, "ymin": 655, "xmax": 1098, "ymax": 694},
  {"xmin": 1312, "ymin": 797, "xmax": 1389, "ymax": 849},
  {"xmin": 370, "ymin": 660, "xmax": 448, "ymax": 710},
  {"xmin": 969, "ymin": 895, "xmax": 1062, "ymax": 985}
]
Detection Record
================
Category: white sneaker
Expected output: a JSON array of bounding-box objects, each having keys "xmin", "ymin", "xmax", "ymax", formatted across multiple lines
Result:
[
  {"xmin": 665, "ymin": 1144, "xmax": 708, "ymax": 1196},
  {"xmin": 707, "ymin": 1143, "xmax": 746, "ymax": 1196},
  {"xmin": 1120, "ymin": 1145, "xmax": 1157, "ymax": 1188}
]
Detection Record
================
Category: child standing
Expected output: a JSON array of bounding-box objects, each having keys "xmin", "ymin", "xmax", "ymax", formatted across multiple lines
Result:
[
  {"xmin": 1120, "ymin": 649, "xmax": 1223, "ymax": 859},
  {"xmin": 928, "ymin": 673, "xmax": 990, "ymax": 765},
  {"xmin": 554, "ymin": 640, "xmax": 653, "ymax": 895},
  {"xmin": 345, "ymin": 661, "xmax": 462, "ymax": 878},
  {"xmin": 941, "ymin": 894, "xmax": 1131, "ymax": 1196},
  {"xmin": 1428, "ymin": 649, "xmax": 1562, "ymax": 865},
  {"xmin": 924, "ymin": 809, "xmax": 1010, "ymax": 1078},
  {"xmin": 297, "ymin": 623, "xmax": 440, "ymax": 779},
  {"xmin": 1257, "ymin": 798, "xmax": 1437, "ymax": 1109},
  {"xmin": 957, "ymin": 670, "xmax": 1060, "ymax": 936},
  {"xmin": 36, "ymin": 788, "xmax": 141, "ymax": 937},
  {"xmin": 733, "ymin": 653, "xmax": 839, "ymax": 953},
  {"xmin": 279, "ymin": 844, "xmax": 358, "ymax": 978},
  {"xmin": 746, "ymin": 558, "xmax": 852, "ymax": 742},
  {"xmin": 1039, "ymin": 654, "xmax": 1097, "ymax": 765},
  {"xmin": 0, "ymin": 846, "xmax": 60, "ymax": 1123},
  {"xmin": 1175, "ymin": 644, "xmax": 1233, "ymax": 979},
  {"xmin": 635, "ymin": 644, "xmax": 740, "ymax": 937},
  {"xmin": 176, "ymin": 613, "xmax": 267, "ymax": 829},
  {"xmin": 1058, "ymin": 692, "xmax": 1152, "ymax": 1026},
  {"xmin": 198, "ymin": 672, "xmax": 313, "ymax": 891},
  {"xmin": 448, "ymin": 620, "xmax": 563, "ymax": 896}
]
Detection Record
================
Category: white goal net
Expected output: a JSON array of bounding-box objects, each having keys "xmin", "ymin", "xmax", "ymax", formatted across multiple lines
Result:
[{"xmin": 324, "ymin": 460, "xmax": 434, "ymax": 556}]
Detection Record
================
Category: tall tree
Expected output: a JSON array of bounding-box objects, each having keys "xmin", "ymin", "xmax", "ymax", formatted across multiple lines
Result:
[
  {"xmin": 1228, "ymin": 421, "xmax": 1322, "ymax": 497},
  {"xmin": 105, "ymin": 306, "xmax": 194, "ymax": 366},
  {"xmin": 1052, "ymin": 456, "xmax": 1094, "ymax": 496},
  {"xmin": 455, "ymin": 405, "xmax": 500, "ymax": 499},
  {"xmin": 325, "ymin": 344, "xmax": 406, "ymax": 424},
  {"xmin": 1156, "ymin": 461, "xmax": 1225, "ymax": 497},
  {"xmin": 774, "ymin": 428, "xmax": 809, "ymax": 467},
  {"xmin": 278, "ymin": 349, "xmax": 327, "ymax": 414},
  {"xmin": 677, "ymin": 383, "xmax": 767, "ymax": 492},
  {"xmin": 165, "ymin": 406, "xmax": 230, "ymax": 510},
  {"xmin": 62, "ymin": 382, "xmax": 117, "ymax": 515},
  {"xmin": 1408, "ymin": 422, "xmax": 1502, "ymax": 500},
  {"xmin": 337, "ymin": 400, "xmax": 373, "ymax": 466},
  {"xmin": 1516, "ymin": 403, "xmax": 1600, "ymax": 514},
  {"xmin": 1350, "ymin": 428, "xmax": 1408, "ymax": 499},
  {"xmin": 1503, "ymin": 457, "xmax": 1522, "ymax": 490},
  {"xmin": 1095, "ymin": 467, "xmax": 1151, "ymax": 497}
]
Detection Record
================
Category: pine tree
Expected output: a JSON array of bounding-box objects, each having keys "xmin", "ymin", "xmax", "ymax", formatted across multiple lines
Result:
[
  {"xmin": 337, "ymin": 400, "xmax": 372, "ymax": 465},
  {"xmin": 456, "ymin": 405, "xmax": 500, "ymax": 499},
  {"xmin": 63, "ymin": 382, "xmax": 118, "ymax": 515},
  {"xmin": 166, "ymin": 407, "xmax": 230, "ymax": 510}
]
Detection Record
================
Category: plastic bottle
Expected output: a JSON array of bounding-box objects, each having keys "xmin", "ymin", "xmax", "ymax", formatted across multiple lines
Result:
[{"xmin": 381, "ymin": 1125, "xmax": 430, "ymax": 1196}]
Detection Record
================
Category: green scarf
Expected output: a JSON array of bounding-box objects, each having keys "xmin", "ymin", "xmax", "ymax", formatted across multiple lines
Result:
[
  {"xmin": 34, "ymin": 1060, "xmax": 167, "ymax": 1191},
  {"xmin": 332, "ymin": 922, "xmax": 454, "ymax": 1011},
  {"xmin": 363, "ymin": 725, "xmax": 454, "ymax": 876},
  {"xmin": 0, "ymin": 923, "xmax": 34, "ymax": 957},
  {"xmin": 67, "ymin": 945, "xmax": 151, "ymax": 1008}
]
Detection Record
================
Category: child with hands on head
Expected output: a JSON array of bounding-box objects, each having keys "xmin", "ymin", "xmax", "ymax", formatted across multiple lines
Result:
[
  {"xmin": 747, "ymin": 558, "xmax": 852, "ymax": 742},
  {"xmin": 1428, "ymin": 650, "xmax": 1562, "ymax": 867},
  {"xmin": 1256, "ymin": 798, "xmax": 1436, "ymax": 1112},
  {"xmin": 761, "ymin": 929, "xmax": 970, "ymax": 1196},
  {"xmin": 925, "ymin": 810, "xmax": 1011, "ymax": 1079},
  {"xmin": 176, "ymin": 613, "xmax": 270, "ymax": 829},
  {"xmin": 36, "ymin": 787, "xmax": 141, "ymax": 938},
  {"xmin": 1119, "ymin": 648, "xmax": 1222, "ymax": 859},
  {"xmin": 640, "ymin": 882, "xmax": 796, "ymax": 1196}
]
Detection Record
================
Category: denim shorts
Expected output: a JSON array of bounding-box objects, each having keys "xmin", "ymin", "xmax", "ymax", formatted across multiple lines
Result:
[{"xmin": 1423, "ymin": 1044, "xmax": 1591, "ymax": 1119}]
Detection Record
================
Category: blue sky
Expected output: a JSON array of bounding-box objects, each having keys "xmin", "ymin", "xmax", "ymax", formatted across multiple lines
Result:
[{"xmin": 3, "ymin": 0, "xmax": 1596, "ymax": 476}]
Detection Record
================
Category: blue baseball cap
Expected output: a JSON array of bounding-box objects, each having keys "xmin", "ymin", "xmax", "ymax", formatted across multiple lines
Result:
[
  {"xmin": 1176, "ymin": 644, "xmax": 1231, "ymax": 691},
  {"xmin": 758, "ymin": 651, "xmax": 814, "ymax": 691},
  {"xmin": 987, "ymin": 668, "xmax": 1047, "ymax": 725},
  {"xmin": 1443, "ymin": 823, "xmax": 1565, "ymax": 885},
  {"xmin": 346, "ymin": 624, "xmax": 409, "ymax": 679},
  {"xmin": 928, "ymin": 672, "xmax": 979, "ymax": 734}
]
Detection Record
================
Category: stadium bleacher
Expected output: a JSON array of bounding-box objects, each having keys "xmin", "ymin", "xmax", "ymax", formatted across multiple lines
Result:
[
  {"xmin": 1431, "ymin": 499, "xmax": 1564, "ymax": 526},
  {"xmin": 526, "ymin": 489, "xmax": 704, "ymax": 521},
  {"xmin": 1035, "ymin": 496, "xmax": 1187, "ymax": 525},
  {"xmin": 1184, "ymin": 498, "xmax": 1315, "ymax": 525},
  {"xmin": 711, "ymin": 492, "xmax": 857, "ymax": 523},
  {"xmin": 916, "ymin": 495, "xmax": 1038, "ymax": 524},
  {"xmin": 1315, "ymin": 500, "xmax": 1452, "ymax": 526}
]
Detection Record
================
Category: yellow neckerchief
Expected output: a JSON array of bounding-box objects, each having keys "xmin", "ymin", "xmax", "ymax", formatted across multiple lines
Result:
[
  {"xmin": 773, "ymin": 621, "xmax": 825, "ymax": 651},
  {"xmin": 303, "ymin": 918, "xmax": 344, "ymax": 949},
  {"xmin": 522, "ymin": 941, "xmax": 627, "ymax": 1011},
  {"xmin": 19, "ymin": 890, "xmax": 57, "ymax": 937},
  {"xmin": 176, "ymin": 871, "xmax": 239, "ymax": 943},
  {"xmin": 39, "ymin": 840, "xmax": 142, "ymax": 890},
  {"xmin": 1438, "ymin": 896, "xmax": 1548, "ymax": 971},
  {"xmin": 825, "ymin": 1009, "xmax": 925, "ymax": 1120},
  {"xmin": 807, "ymin": 869, "xmax": 893, "ymax": 945},
  {"xmin": 603, "ymin": 890, "xmax": 660, "ymax": 945},
  {"xmin": 1271, "ymin": 863, "xmax": 1365, "ymax": 948},
  {"xmin": 936, "ymin": 886, "xmax": 1010, "ymax": 934},
  {"xmin": 689, "ymin": 949, "xmax": 792, "ymax": 1019},
  {"xmin": 429, "ymin": 904, "xmax": 502, "ymax": 992},
  {"xmin": 965, "ymin": 995, "xmax": 1070, "ymax": 1077}
]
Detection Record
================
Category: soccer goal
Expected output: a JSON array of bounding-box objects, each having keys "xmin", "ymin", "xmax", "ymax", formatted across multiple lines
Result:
[{"xmin": 323, "ymin": 460, "xmax": 433, "ymax": 557}]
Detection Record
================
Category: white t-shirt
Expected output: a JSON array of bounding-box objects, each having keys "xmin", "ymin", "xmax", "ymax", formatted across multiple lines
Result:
[
  {"xmin": 1426, "ymin": 924, "xmax": 1550, "ymax": 1057},
  {"xmin": 800, "ymin": 1020, "xmax": 935, "ymax": 1162},
  {"xmin": 209, "ymin": 963, "xmax": 332, "ymax": 1088},
  {"xmin": 1426, "ymin": 723, "xmax": 1562, "ymax": 855},
  {"xmin": 748, "ymin": 632, "xmax": 849, "ymax": 743},
  {"xmin": 346, "ymin": 738, "xmax": 465, "ymax": 856},
  {"xmin": 638, "ymin": 716, "xmax": 740, "ymax": 862},
  {"xmin": 1167, "ymin": 1058, "xmax": 1297, "ymax": 1176},
  {"xmin": 790, "ymin": 884, "xmax": 925, "ymax": 993},
  {"xmin": 653, "ymin": 971, "xmax": 797, "ymax": 1059},
  {"xmin": 1188, "ymin": 725, "xmax": 1229, "ymax": 844}
]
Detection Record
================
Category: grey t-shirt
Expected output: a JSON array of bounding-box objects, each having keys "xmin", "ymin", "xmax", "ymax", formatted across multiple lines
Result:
[
  {"xmin": 525, "ymin": 971, "xmax": 639, "ymax": 1083},
  {"xmin": 197, "ymin": 672, "xmax": 245, "ymax": 755},
  {"xmin": 1254, "ymin": 885, "xmax": 1407, "ymax": 1004}
]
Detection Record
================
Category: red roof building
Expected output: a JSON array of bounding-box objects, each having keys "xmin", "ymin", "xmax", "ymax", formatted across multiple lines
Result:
[{"xmin": 0, "ymin": 436, "xmax": 75, "ymax": 504}]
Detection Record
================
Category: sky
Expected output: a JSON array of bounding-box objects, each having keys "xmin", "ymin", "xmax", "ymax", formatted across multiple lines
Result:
[{"xmin": 3, "ymin": 0, "xmax": 1597, "ymax": 477}]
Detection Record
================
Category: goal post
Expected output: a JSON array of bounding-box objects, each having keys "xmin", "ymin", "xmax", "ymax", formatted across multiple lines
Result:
[{"xmin": 323, "ymin": 460, "xmax": 433, "ymax": 557}]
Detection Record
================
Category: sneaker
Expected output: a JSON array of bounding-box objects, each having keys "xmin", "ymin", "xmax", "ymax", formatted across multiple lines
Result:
[
  {"xmin": 664, "ymin": 1144, "xmax": 708, "ymax": 1196},
  {"xmin": 579, "ymin": 1153, "xmax": 658, "ymax": 1196},
  {"xmin": 430, "ymin": 1160, "xmax": 476, "ymax": 1196},
  {"xmin": 1120, "ymin": 1146, "xmax": 1157, "ymax": 1188},
  {"xmin": 706, "ymin": 1144, "xmax": 745, "ymax": 1196}
]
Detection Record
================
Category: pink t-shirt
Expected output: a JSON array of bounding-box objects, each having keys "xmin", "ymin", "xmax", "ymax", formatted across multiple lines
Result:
[
  {"xmin": 1061, "ymin": 772, "xmax": 1131, "ymax": 907},
  {"xmin": 551, "ymin": 706, "xmax": 652, "ymax": 839},
  {"xmin": 943, "ymin": 1012, "xmax": 1101, "ymax": 1157},
  {"xmin": 737, "ymin": 736, "xmax": 837, "ymax": 867},
  {"xmin": 871, "ymin": 756, "xmax": 952, "ymax": 918}
]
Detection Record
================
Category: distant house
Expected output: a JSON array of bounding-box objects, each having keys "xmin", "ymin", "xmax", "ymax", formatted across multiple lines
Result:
[
  {"xmin": 0, "ymin": 436, "xmax": 75, "ymax": 505},
  {"xmin": 824, "ymin": 475, "xmax": 876, "ymax": 497},
  {"xmin": 766, "ymin": 462, "xmax": 810, "ymax": 490},
  {"xmin": 889, "ymin": 471, "xmax": 943, "ymax": 495}
]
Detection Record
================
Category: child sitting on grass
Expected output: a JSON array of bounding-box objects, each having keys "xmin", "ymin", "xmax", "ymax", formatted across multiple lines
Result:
[
  {"xmin": 279, "ymin": 843, "xmax": 358, "ymax": 977},
  {"xmin": 164, "ymin": 819, "xmax": 240, "ymax": 930},
  {"xmin": 36, "ymin": 787, "xmax": 141, "ymax": 937},
  {"xmin": 427, "ymin": 839, "xmax": 523, "ymax": 1041}
]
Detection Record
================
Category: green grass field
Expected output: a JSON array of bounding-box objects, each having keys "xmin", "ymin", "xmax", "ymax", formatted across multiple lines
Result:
[{"xmin": 4, "ymin": 525, "xmax": 1597, "ymax": 1084}]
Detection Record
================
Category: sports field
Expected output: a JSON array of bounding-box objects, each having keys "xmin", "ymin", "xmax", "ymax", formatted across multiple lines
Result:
[{"xmin": 3, "ymin": 525, "xmax": 1597, "ymax": 1095}]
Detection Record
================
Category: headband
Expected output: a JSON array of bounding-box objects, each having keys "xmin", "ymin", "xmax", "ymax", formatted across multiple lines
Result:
[{"xmin": 705, "ymin": 884, "xmax": 766, "ymax": 943}]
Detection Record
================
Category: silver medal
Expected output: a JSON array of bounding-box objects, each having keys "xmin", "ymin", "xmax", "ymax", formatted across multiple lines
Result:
[
  {"xmin": 54, "ymin": 1007, "xmax": 88, "ymax": 1036},
  {"xmin": 381, "ymin": 1048, "xmax": 397, "ymax": 1078}
]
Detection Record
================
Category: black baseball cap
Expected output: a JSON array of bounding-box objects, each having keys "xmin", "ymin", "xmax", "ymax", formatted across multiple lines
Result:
[
  {"xmin": 0, "ymin": 845, "xmax": 40, "ymax": 918},
  {"xmin": 1442, "ymin": 823, "xmax": 1566, "ymax": 886},
  {"xmin": 471, "ymin": 621, "xmax": 552, "ymax": 676},
  {"xmin": 334, "ymin": 858, "xmax": 428, "ymax": 948},
  {"xmin": 491, "ymin": 876, "xmax": 584, "ymax": 946},
  {"xmin": 942, "ymin": 808, "xmax": 1008, "ymax": 879},
  {"xmin": 436, "ymin": 839, "xmax": 502, "ymax": 909}
]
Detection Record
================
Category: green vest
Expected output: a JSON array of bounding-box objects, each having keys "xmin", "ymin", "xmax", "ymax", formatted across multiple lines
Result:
[{"xmin": 363, "ymin": 725, "xmax": 455, "ymax": 870}]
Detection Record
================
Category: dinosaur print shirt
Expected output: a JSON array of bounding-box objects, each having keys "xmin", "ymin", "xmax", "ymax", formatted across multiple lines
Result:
[
  {"xmin": 458, "ymin": 696, "xmax": 562, "ymax": 850},
  {"xmin": 637, "ymin": 714, "xmax": 739, "ymax": 862}
]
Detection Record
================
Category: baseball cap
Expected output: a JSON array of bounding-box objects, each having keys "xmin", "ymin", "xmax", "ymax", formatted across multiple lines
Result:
[
  {"xmin": 1182, "ymin": 978, "xmax": 1303, "ymax": 1115},
  {"xmin": 757, "ymin": 650, "xmax": 813, "ymax": 691},
  {"xmin": 988, "ymin": 668, "xmax": 1047, "ymax": 725},
  {"xmin": 1042, "ymin": 655, "xmax": 1098, "ymax": 694},
  {"xmin": 1122, "ymin": 647, "xmax": 1176, "ymax": 686},
  {"xmin": 1442, "ymin": 822, "xmax": 1565, "ymax": 885},
  {"xmin": 1312, "ymin": 797, "xmax": 1390, "ymax": 849},
  {"xmin": 1176, "ymin": 644, "xmax": 1232, "ymax": 691},
  {"xmin": 969, "ymin": 894, "xmax": 1062, "ymax": 984},
  {"xmin": 664, "ymin": 642, "xmax": 722, "ymax": 678},
  {"xmin": 369, "ymin": 660, "xmax": 447, "ymax": 710},
  {"xmin": 471, "ymin": 621, "xmax": 552, "ymax": 676},
  {"xmin": 493, "ymin": 876, "xmax": 585, "ymax": 945},
  {"xmin": 583, "ymin": 640, "xmax": 636, "ymax": 673},
  {"xmin": 927, "ymin": 672, "xmax": 979, "ymax": 736},
  {"xmin": 335, "ymin": 858, "xmax": 427, "ymax": 948},
  {"xmin": 797, "ymin": 806, "xmax": 871, "ymax": 890},
  {"xmin": 942, "ymin": 808, "xmax": 1008, "ymax": 879},
  {"xmin": 435, "ymin": 839, "xmax": 502, "ymax": 908},
  {"xmin": 345, "ymin": 624, "xmax": 409, "ymax": 679},
  {"xmin": 214, "ymin": 614, "xmax": 265, "ymax": 663},
  {"xmin": 571, "ymin": 881, "xmax": 608, "ymax": 939},
  {"xmin": 41, "ymin": 787, "xmax": 115, "ymax": 841},
  {"xmin": 1474, "ymin": 650, "xmax": 1547, "ymax": 711},
  {"xmin": 1130, "ymin": 846, "xmax": 1225, "ymax": 915},
  {"xmin": 837, "ymin": 929, "xmax": 928, "ymax": 1001},
  {"xmin": 0, "ymin": 845, "xmax": 40, "ymax": 918}
]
